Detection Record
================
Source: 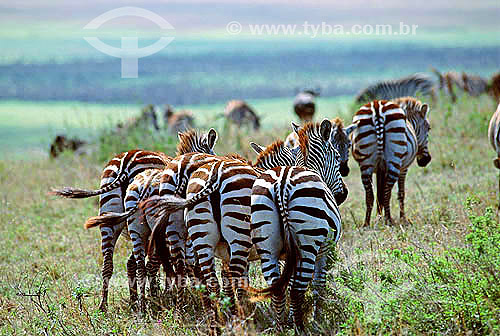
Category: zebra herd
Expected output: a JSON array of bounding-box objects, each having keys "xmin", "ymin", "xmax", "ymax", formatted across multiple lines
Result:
[{"xmin": 48, "ymin": 91, "xmax": 437, "ymax": 333}]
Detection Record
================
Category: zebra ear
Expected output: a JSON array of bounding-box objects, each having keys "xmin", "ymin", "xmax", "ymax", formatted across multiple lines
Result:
[
  {"xmin": 320, "ymin": 119, "xmax": 332, "ymax": 142},
  {"xmin": 249, "ymin": 142, "xmax": 265, "ymax": 154},
  {"xmin": 177, "ymin": 132, "xmax": 185, "ymax": 142},
  {"xmin": 207, "ymin": 128, "xmax": 218, "ymax": 149},
  {"xmin": 343, "ymin": 123, "xmax": 357, "ymax": 137},
  {"xmin": 421, "ymin": 104, "xmax": 429, "ymax": 119},
  {"xmin": 291, "ymin": 122, "xmax": 300, "ymax": 134}
]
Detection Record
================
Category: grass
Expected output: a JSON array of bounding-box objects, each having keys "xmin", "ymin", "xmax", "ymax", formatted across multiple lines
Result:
[
  {"xmin": 0, "ymin": 94, "xmax": 499, "ymax": 335},
  {"xmin": 0, "ymin": 96, "xmax": 354, "ymax": 160}
]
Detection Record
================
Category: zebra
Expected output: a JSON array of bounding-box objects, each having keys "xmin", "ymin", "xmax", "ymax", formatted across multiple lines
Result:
[
  {"xmin": 355, "ymin": 73, "xmax": 436, "ymax": 105},
  {"xmin": 462, "ymin": 72, "xmax": 489, "ymax": 97},
  {"xmin": 224, "ymin": 100, "xmax": 261, "ymax": 130},
  {"xmin": 284, "ymin": 117, "xmax": 357, "ymax": 176},
  {"xmin": 115, "ymin": 104, "xmax": 160, "ymax": 133},
  {"xmin": 431, "ymin": 67, "xmax": 465, "ymax": 103},
  {"xmin": 82, "ymin": 150, "xmax": 237, "ymax": 314},
  {"xmin": 488, "ymin": 103, "xmax": 500, "ymax": 209},
  {"xmin": 48, "ymin": 129, "xmax": 218, "ymax": 312},
  {"xmin": 488, "ymin": 72, "xmax": 500, "ymax": 103},
  {"xmin": 145, "ymin": 120, "xmax": 347, "ymax": 331},
  {"xmin": 49, "ymin": 134, "xmax": 86, "ymax": 158},
  {"xmin": 351, "ymin": 98, "xmax": 431, "ymax": 226},
  {"xmin": 293, "ymin": 88, "xmax": 320, "ymax": 122},
  {"xmin": 488, "ymin": 102, "xmax": 500, "ymax": 169},
  {"xmin": 138, "ymin": 145, "xmax": 292, "ymax": 331},
  {"xmin": 248, "ymin": 120, "xmax": 345, "ymax": 331},
  {"xmin": 164, "ymin": 105, "xmax": 195, "ymax": 134}
]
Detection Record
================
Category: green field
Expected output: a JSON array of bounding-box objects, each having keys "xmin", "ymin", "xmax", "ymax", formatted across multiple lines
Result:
[
  {"xmin": 0, "ymin": 96, "xmax": 354, "ymax": 159},
  {"xmin": 1, "ymin": 95, "xmax": 499, "ymax": 335}
]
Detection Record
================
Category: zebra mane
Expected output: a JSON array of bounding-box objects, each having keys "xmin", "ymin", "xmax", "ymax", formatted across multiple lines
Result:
[
  {"xmin": 392, "ymin": 97, "xmax": 426, "ymax": 118},
  {"xmin": 254, "ymin": 140, "xmax": 288, "ymax": 167},
  {"xmin": 296, "ymin": 122, "xmax": 324, "ymax": 162},
  {"xmin": 226, "ymin": 152, "xmax": 250, "ymax": 163},
  {"xmin": 176, "ymin": 129, "xmax": 201, "ymax": 156}
]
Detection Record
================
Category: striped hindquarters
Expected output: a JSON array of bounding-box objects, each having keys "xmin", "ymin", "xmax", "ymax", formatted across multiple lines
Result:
[
  {"xmin": 99, "ymin": 150, "xmax": 170, "ymax": 214},
  {"xmin": 250, "ymin": 166, "xmax": 341, "ymax": 327},
  {"xmin": 251, "ymin": 166, "xmax": 341, "ymax": 280},
  {"xmin": 352, "ymin": 100, "xmax": 407, "ymax": 174}
]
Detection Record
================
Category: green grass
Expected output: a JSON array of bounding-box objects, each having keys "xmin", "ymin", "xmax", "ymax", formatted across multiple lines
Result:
[
  {"xmin": 0, "ymin": 95, "xmax": 499, "ymax": 335},
  {"xmin": 0, "ymin": 96, "xmax": 354, "ymax": 159}
]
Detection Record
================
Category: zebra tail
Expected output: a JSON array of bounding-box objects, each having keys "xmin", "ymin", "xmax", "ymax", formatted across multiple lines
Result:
[
  {"xmin": 146, "ymin": 214, "xmax": 170, "ymax": 262},
  {"xmin": 141, "ymin": 161, "xmax": 222, "ymax": 215},
  {"xmin": 48, "ymin": 173, "xmax": 126, "ymax": 199},
  {"xmin": 84, "ymin": 208, "xmax": 135, "ymax": 229},
  {"xmin": 140, "ymin": 195, "xmax": 189, "ymax": 216},
  {"xmin": 375, "ymin": 158, "xmax": 387, "ymax": 215}
]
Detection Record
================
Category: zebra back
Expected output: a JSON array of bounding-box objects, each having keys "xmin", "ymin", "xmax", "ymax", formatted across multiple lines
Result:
[{"xmin": 355, "ymin": 73, "xmax": 435, "ymax": 104}]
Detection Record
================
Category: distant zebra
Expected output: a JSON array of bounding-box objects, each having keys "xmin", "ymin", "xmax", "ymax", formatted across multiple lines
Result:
[
  {"xmin": 488, "ymin": 103, "xmax": 500, "ymax": 169},
  {"xmin": 224, "ymin": 100, "xmax": 261, "ymax": 130},
  {"xmin": 116, "ymin": 104, "xmax": 160, "ymax": 133},
  {"xmin": 293, "ymin": 88, "xmax": 320, "ymax": 122},
  {"xmin": 351, "ymin": 98, "xmax": 431, "ymax": 226},
  {"xmin": 164, "ymin": 105, "xmax": 195, "ymax": 134},
  {"xmin": 355, "ymin": 73, "xmax": 435, "ymax": 105},
  {"xmin": 48, "ymin": 129, "xmax": 218, "ymax": 312},
  {"xmin": 431, "ymin": 68, "xmax": 464, "ymax": 103},
  {"xmin": 462, "ymin": 72, "xmax": 489, "ymax": 97},
  {"xmin": 489, "ymin": 72, "xmax": 500, "ymax": 103},
  {"xmin": 284, "ymin": 117, "xmax": 357, "ymax": 176},
  {"xmin": 49, "ymin": 134, "xmax": 86, "ymax": 158}
]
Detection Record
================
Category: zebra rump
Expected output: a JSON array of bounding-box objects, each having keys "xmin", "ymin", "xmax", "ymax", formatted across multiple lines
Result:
[{"xmin": 355, "ymin": 73, "xmax": 435, "ymax": 104}]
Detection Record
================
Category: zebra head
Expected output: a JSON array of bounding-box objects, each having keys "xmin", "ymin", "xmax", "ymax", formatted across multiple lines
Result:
[
  {"xmin": 330, "ymin": 118, "xmax": 357, "ymax": 177},
  {"xmin": 290, "ymin": 119, "xmax": 357, "ymax": 177},
  {"xmin": 176, "ymin": 128, "xmax": 218, "ymax": 156},
  {"xmin": 292, "ymin": 119, "xmax": 348, "ymax": 205},
  {"xmin": 398, "ymin": 99, "xmax": 432, "ymax": 167}
]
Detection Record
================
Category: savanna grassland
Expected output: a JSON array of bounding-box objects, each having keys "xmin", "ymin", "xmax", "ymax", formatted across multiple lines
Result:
[{"xmin": 0, "ymin": 94, "xmax": 499, "ymax": 335}]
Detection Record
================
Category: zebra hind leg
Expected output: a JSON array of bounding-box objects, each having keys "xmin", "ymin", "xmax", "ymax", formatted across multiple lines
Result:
[
  {"xmin": 98, "ymin": 224, "xmax": 123, "ymax": 312},
  {"xmin": 146, "ymin": 254, "xmax": 162, "ymax": 311},
  {"xmin": 397, "ymin": 168, "xmax": 409, "ymax": 224},
  {"xmin": 129, "ymin": 227, "xmax": 148, "ymax": 315},
  {"xmin": 221, "ymin": 262, "xmax": 236, "ymax": 317},
  {"xmin": 383, "ymin": 173, "xmax": 398, "ymax": 225},
  {"xmin": 361, "ymin": 174, "xmax": 374, "ymax": 227},
  {"xmin": 127, "ymin": 253, "xmax": 138, "ymax": 310},
  {"xmin": 290, "ymin": 286, "xmax": 307, "ymax": 333}
]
